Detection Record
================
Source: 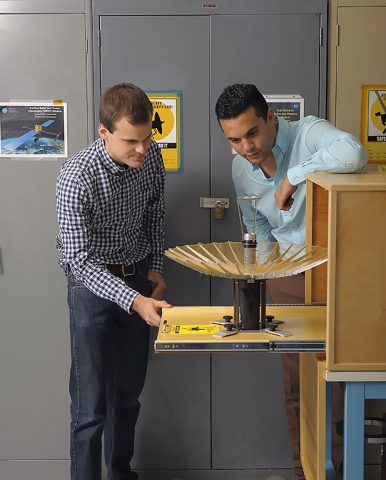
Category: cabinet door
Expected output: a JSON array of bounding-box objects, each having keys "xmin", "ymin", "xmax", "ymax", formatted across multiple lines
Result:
[
  {"xmin": 210, "ymin": 13, "xmax": 322, "ymax": 468},
  {"xmin": 99, "ymin": 15, "xmax": 211, "ymax": 308},
  {"xmin": 335, "ymin": 6, "xmax": 386, "ymax": 139},
  {"xmin": 99, "ymin": 15, "xmax": 212, "ymax": 468},
  {"xmin": 0, "ymin": 12, "xmax": 88, "ymax": 479}
]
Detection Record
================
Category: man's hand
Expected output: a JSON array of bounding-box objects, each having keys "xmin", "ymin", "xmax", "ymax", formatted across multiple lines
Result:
[
  {"xmin": 131, "ymin": 294, "xmax": 172, "ymax": 327},
  {"xmin": 274, "ymin": 176, "xmax": 298, "ymax": 211},
  {"xmin": 147, "ymin": 271, "xmax": 167, "ymax": 300}
]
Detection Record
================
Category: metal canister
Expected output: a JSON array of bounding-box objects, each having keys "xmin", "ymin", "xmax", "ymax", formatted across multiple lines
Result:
[{"xmin": 242, "ymin": 232, "xmax": 257, "ymax": 264}]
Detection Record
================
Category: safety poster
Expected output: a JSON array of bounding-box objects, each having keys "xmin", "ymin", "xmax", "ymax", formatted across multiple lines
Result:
[{"xmin": 147, "ymin": 92, "xmax": 182, "ymax": 173}]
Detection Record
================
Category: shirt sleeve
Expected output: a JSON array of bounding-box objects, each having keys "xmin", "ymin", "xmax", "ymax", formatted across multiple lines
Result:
[
  {"xmin": 142, "ymin": 144, "xmax": 166, "ymax": 272},
  {"xmin": 287, "ymin": 118, "xmax": 368, "ymax": 186},
  {"xmin": 56, "ymin": 172, "xmax": 139, "ymax": 312},
  {"xmin": 232, "ymin": 158, "xmax": 275, "ymax": 242}
]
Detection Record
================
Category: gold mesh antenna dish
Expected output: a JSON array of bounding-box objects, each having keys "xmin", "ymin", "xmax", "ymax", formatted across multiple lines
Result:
[
  {"xmin": 165, "ymin": 241, "xmax": 327, "ymax": 280},
  {"xmin": 166, "ymin": 193, "xmax": 328, "ymax": 332}
]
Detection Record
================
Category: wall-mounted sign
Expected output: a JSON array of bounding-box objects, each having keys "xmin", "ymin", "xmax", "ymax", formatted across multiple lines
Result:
[
  {"xmin": 360, "ymin": 85, "xmax": 386, "ymax": 163},
  {"xmin": 0, "ymin": 101, "xmax": 67, "ymax": 158},
  {"xmin": 147, "ymin": 92, "xmax": 182, "ymax": 173},
  {"xmin": 264, "ymin": 94, "xmax": 304, "ymax": 121}
]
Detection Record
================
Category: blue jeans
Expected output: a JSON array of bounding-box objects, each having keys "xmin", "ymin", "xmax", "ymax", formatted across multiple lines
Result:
[{"xmin": 67, "ymin": 270, "xmax": 152, "ymax": 480}]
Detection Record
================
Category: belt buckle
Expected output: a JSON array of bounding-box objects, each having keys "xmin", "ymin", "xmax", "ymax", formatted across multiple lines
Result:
[{"xmin": 122, "ymin": 264, "xmax": 135, "ymax": 277}]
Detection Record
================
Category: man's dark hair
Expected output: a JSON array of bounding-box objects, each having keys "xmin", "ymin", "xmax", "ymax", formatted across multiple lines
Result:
[
  {"xmin": 99, "ymin": 83, "xmax": 153, "ymax": 132},
  {"xmin": 215, "ymin": 84, "xmax": 268, "ymax": 121}
]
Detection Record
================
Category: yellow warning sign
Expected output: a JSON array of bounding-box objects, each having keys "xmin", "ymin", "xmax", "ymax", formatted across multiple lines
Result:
[
  {"xmin": 171, "ymin": 324, "xmax": 221, "ymax": 335},
  {"xmin": 147, "ymin": 92, "xmax": 182, "ymax": 172},
  {"xmin": 360, "ymin": 85, "xmax": 386, "ymax": 163}
]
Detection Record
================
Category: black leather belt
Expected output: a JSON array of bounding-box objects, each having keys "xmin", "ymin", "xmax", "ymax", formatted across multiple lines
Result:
[
  {"xmin": 106, "ymin": 264, "xmax": 136, "ymax": 277},
  {"xmin": 106, "ymin": 258, "xmax": 148, "ymax": 278}
]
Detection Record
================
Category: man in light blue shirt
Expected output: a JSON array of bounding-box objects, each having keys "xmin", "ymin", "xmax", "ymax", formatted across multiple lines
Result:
[
  {"xmin": 215, "ymin": 84, "xmax": 367, "ymax": 480},
  {"xmin": 219, "ymin": 88, "xmax": 367, "ymax": 245}
]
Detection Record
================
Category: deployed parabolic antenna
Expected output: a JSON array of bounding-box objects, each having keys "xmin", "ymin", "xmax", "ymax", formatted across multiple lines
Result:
[
  {"xmin": 165, "ymin": 240, "xmax": 328, "ymax": 333},
  {"xmin": 165, "ymin": 195, "xmax": 328, "ymax": 333},
  {"xmin": 165, "ymin": 241, "xmax": 327, "ymax": 280}
]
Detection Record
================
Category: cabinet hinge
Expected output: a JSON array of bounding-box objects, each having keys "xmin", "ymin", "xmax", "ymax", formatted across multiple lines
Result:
[
  {"xmin": 336, "ymin": 24, "xmax": 340, "ymax": 47},
  {"xmin": 0, "ymin": 244, "xmax": 3, "ymax": 274},
  {"xmin": 319, "ymin": 27, "xmax": 324, "ymax": 46}
]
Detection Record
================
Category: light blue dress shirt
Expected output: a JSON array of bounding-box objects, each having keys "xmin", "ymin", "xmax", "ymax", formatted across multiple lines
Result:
[{"xmin": 232, "ymin": 115, "xmax": 368, "ymax": 244}]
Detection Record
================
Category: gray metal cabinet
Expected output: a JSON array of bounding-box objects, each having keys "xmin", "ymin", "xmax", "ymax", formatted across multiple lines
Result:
[
  {"xmin": 93, "ymin": 0, "xmax": 327, "ymax": 472},
  {"xmin": 0, "ymin": 10, "xmax": 88, "ymax": 480}
]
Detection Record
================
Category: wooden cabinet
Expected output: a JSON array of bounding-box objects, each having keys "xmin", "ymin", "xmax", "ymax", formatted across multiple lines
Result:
[
  {"xmin": 300, "ymin": 353, "xmax": 327, "ymax": 480},
  {"xmin": 306, "ymin": 172, "xmax": 386, "ymax": 370}
]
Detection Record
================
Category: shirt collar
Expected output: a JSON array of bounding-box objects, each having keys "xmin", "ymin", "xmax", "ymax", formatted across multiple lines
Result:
[
  {"xmin": 272, "ymin": 115, "xmax": 289, "ymax": 163},
  {"xmin": 95, "ymin": 138, "xmax": 128, "ymax": 175}
]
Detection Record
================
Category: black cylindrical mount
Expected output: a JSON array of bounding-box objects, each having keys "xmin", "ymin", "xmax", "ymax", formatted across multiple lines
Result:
[{"xmin": 237, "ymin": 279, "xmax": 267, "ymax": 330}]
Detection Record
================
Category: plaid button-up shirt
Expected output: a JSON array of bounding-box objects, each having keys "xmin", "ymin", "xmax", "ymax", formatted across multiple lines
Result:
[{"xmin": 56, "ymin": 138, "xmax": 165, "ymax": 312}]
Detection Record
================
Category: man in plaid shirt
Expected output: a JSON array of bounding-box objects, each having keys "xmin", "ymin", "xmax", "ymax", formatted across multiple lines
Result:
[{"xmin": 56, "ymin": 83, "xmax": 171, "ymax": 480}]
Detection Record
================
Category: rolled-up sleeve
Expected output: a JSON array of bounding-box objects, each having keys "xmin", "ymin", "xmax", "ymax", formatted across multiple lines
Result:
[{"xmin": 287, "ymin": 119, "xmax": 368, "ymax": 186}]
